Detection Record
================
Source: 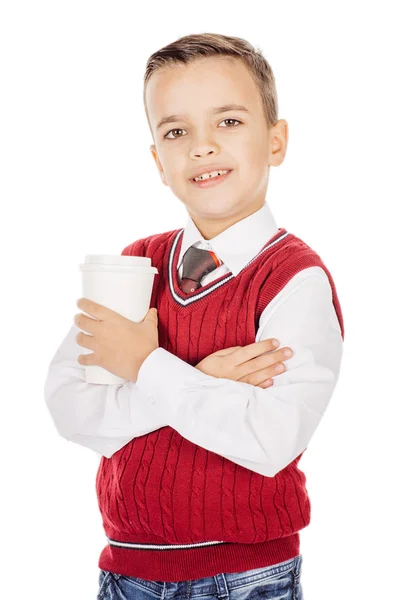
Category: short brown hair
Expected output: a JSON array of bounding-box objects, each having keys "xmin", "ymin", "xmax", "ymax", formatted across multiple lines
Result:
[{"xmin": 143, "ymin": 32, "xmax": 279, "ymax": 136}]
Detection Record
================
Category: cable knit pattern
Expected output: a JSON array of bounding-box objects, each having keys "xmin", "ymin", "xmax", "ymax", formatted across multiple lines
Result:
[{"xmin": 95, "ymin": 227, "xmax": 344, "ymax": 581}]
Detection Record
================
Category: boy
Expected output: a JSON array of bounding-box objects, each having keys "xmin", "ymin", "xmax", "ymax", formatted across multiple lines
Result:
[{"xmin": 44, "ymin": 33, "xmax": 344, "ymax": 599}]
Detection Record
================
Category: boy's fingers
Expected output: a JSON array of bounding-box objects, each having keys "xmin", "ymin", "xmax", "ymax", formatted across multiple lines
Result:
[{"xmin": 234, "ymin": 340, "xmax": 277, "ymax": 365}]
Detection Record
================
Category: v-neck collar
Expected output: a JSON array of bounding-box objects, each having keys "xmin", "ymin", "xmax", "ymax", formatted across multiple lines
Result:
[
  {"xmin": 177, "ymin": 202, "xmax": 280, "ymax": 276},
  {"xmin": 168, "ymin": 227, "xmax": 291, "ymax": 311}
]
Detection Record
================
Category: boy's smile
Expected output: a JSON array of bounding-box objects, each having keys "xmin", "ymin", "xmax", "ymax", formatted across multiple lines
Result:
[
  {"xmin": 145, "ymin": 55, "xmax": 288, "ymax": 239},
  {"xmin": 190, "ymin": 167, "xmax": 233, "ymax": 188}
]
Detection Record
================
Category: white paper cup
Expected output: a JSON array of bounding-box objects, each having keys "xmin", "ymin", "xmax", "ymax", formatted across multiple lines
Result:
[{"xmin": 78, "ymin": 255, "xmax": 158, "ymax": 385}]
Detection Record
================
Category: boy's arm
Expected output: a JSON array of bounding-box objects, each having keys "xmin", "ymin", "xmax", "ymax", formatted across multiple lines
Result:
[
  {"xmin": 44, "ymin": 323, "xmax": 168, "ymax": 458},
  {"xmin": 136, "ymin": 271, "xmax": 344, "ymax": 477}
]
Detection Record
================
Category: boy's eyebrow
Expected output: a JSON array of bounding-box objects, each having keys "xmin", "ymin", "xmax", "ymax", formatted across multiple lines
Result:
[{"xmin": 156, "ymin": 104, "xmax": 250, "ymax": 130}]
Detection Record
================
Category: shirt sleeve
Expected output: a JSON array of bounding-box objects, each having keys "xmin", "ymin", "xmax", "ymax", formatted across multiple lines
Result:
[
  {"xmin": 43, "ymin": 323, "xmax": 168, "ymax": 458},
  {"xmin": 135, "ymin": 271, "xmax": 344, "ymax": 477}
]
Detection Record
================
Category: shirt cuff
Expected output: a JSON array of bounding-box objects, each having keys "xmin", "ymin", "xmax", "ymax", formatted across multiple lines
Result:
[{"xmin": 135, "ymin": 347, "xmax": 212, "ymax": 409}]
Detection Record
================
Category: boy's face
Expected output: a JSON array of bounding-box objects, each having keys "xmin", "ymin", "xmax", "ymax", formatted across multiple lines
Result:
[{"xmin": 146, "ymin": 56, "xmax": 288, "ymax": 239}]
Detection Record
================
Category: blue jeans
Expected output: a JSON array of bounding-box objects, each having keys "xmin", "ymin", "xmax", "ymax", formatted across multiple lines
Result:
[{"xmin": 97, "ymin": 554, "xmax": 304, "ymax": 599}]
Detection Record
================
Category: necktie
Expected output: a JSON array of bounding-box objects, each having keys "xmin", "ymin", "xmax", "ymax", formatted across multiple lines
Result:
[{"xmin": 179, "ymin": 245, "xmax": 222, "ymax": 293}]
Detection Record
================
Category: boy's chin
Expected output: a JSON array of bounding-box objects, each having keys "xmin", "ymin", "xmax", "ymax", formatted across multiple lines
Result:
[{"xmin": 184, "ymin": 197, "xmax": 240, "ymax": 214}]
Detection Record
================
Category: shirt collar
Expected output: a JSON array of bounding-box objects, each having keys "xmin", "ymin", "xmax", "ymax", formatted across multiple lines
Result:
[{"xmin": 177, "ymin": 202, "xmax": 279, "ymax": 276}]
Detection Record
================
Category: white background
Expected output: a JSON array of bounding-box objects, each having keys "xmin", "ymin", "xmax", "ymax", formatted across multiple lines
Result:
[{"xmin": 1, "ymin": 1, "xmax": 399, "ymax": 598}]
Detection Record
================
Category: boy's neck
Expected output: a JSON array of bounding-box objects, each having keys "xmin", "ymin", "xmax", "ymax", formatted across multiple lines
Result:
[{"xmin": 187, "ymin": 199, "xmax": 266, "ymax": 240}]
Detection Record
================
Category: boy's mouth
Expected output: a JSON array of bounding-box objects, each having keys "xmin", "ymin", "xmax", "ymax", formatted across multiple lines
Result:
[{"xmin": 190, "ymin": 169, "xmax": 233, "ymax": 188}]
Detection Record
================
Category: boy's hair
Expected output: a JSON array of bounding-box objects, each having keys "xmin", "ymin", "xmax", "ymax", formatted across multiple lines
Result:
[{"xmin": 143, "ymin": 32, "xmax": 278, "ymax": 136}]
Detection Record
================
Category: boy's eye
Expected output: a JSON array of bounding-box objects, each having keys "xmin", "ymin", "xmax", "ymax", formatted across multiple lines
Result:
[{"xmin": 164, "ymin": 118, "xmax": 242, "ymax": 140}]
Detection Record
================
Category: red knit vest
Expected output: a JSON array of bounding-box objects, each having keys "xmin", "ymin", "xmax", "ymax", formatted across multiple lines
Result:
[{"xmin": 96, "ymin": 227, "xmax": 344, "ymax": 581}]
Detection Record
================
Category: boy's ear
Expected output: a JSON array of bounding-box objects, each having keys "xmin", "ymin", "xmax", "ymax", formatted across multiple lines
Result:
[
  {"xmin": 150, "ymin": 145, "xmax": 168, "ymax": 186},
  {"xmin": 268, "ymin": 119, "xmax": 289, "ymax": 167}
]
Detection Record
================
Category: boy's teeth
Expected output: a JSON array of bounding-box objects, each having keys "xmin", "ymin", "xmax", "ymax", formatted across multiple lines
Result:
[{"xmin": 194, "ymin": 169, "xmax": 229, "ymax": 181}]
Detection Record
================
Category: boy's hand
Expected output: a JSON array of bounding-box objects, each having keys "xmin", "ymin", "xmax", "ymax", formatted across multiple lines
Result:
[
  {"xmin": 74, "ymin": 298, "xmax": 159, "ymax": 383},
  {"xmin": 195, "ymin": 339, "xmax": 292, "ymax": 388}
]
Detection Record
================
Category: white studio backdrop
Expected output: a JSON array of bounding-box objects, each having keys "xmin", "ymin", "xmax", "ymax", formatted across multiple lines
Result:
[{"xmin": 1, "ymin": 2, "xmax": 399, "ymax": 598}]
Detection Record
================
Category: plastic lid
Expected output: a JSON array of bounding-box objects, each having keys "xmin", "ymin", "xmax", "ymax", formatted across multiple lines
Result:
[
  {"xmin": 83, "ymin": 255, "xmax": 152, "ymax": 266},
  {"xmin": 79, "ymin": 254, "xmax": 158, "ymax": 274}
]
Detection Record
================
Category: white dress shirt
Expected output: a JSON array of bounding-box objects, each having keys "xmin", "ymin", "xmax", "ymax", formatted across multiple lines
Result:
[{"xmin": 44, "ymin": 202, "xmax": 343, "ymax": 477}]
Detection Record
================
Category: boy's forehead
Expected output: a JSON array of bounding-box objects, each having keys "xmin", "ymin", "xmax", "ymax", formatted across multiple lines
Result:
[{"xmin": 146, "ymin": 57, "xmax": 260, "ymax": 127}]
